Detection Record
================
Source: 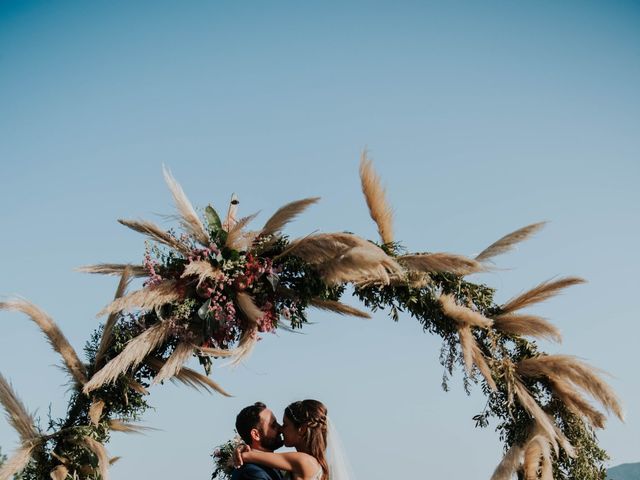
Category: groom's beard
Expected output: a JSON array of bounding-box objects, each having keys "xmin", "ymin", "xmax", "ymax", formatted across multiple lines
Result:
[{"xmin": 260, "ymin": 433, "xmax": 284, "ymax": 452}]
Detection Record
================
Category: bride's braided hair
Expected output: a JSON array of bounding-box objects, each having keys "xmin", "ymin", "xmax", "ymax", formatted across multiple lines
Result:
[{"xmin": 284, "ymin": 399, "xmax": 329, "ymax": 480}]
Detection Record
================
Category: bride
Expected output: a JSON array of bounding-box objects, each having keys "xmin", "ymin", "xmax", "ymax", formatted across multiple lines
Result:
[{"xmin": 236, "ymin": 399, "xmax": 348, "ymax": 480}]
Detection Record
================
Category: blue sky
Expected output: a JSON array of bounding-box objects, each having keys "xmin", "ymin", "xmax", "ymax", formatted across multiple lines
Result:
[{"xmin": 0, "ymin": 1, "xmax": 638, "ymax": 478}]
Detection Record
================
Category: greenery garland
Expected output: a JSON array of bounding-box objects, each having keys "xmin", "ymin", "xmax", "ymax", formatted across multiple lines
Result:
[{"xmin": 0, "ymin": 157, "xmax": 622, "ymax": 480}]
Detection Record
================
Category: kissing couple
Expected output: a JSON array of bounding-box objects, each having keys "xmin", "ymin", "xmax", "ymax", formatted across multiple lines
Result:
[{"xmin": 231, "ymin": 399, "xmax": 351, "ymax": 480}]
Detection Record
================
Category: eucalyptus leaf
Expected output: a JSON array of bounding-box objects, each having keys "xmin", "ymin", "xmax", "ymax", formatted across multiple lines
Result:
[
  {"xmin": 205, "ymin": 205, "xmax": 222, "ymax": 232},
  {"xmin": 267, "ymin": 273, "xmax": 279, "ymax": 291},
  {"xmin": 197, "ymin": 299, "xmax": 212, "ymax": 320}
]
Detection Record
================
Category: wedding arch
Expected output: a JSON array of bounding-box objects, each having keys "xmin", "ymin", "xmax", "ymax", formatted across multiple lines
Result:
[{"xmin": 0, "ymin": 154, "xmax": 622, "ymax": 480}]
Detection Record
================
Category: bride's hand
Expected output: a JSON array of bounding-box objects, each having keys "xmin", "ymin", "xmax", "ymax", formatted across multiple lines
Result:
[{"xmin": 233, "ymin": 443, "xmax": 251, "ymax": 468}]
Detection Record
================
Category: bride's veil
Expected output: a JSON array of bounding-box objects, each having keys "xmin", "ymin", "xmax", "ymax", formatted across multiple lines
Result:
[{"xmin": 326, "ymin": 417, "xmax": 355, "ymax": 480}]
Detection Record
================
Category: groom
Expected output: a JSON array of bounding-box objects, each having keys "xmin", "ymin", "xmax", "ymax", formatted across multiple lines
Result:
[{"xmin": 232, "ymin": 402, "xmax": 284, "ymax": 480}]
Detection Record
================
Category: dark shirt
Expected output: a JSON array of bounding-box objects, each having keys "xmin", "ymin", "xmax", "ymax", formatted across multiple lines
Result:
[{"xmin": 231, "ymin": 463, "xmax": 284, "ymax": 480}]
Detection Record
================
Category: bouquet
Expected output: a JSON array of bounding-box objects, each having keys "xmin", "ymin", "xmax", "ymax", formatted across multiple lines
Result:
[{"xmin": 211, "ymin": 434, "xmax": 244, "ymax": 480}]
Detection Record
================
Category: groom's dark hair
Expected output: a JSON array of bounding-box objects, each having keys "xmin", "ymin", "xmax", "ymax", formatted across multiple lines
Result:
[{"xmin": 236, "ymin": 401, "xmax": 267, "ymax": 444}]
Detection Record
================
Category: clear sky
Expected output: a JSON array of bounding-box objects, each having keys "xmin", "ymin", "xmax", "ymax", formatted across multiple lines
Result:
[{"xmin": 0, "ymin": 1, "xmax": 638, "ymax": 478}]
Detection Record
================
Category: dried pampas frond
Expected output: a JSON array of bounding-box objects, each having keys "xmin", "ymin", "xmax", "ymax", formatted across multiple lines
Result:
[
  {"xmin": 197, "ymin": 346, "xmax": 236, "ymax": 358},
  {"xmin": 95, "ymin": 267, "xmax": 132, "ymax": 368},
  {"xmin": 236, "ymin": 293, "xmax": 264, "ymax": 326},
  {"xmin": 226, "ymin": 212, "xmax": 259, "ymax": 250},
  {"xmin": 108, "ymin": 419, "xmax": 153, "ymax": 434},
  {"xmin": 457, "ymin": 326, "xmax": 497, "ymax": 390},
  {"xmin": 399, "ymin": 253, "xmax": 484, "ymax": 276},
  {"xmin": 117, "ymin": 219, "xmax": 190, "ymax": 255},
  {"xmin": 517, "ymin": 355, "xmax": 624, "ymax": 422},
  {"xmin": 359, "ymin": 151, "xmax": 394, "ymax": 245},
  {"xmin": 227, "ymin": 329, "xmax": 258, "ymax": 367},
  {"xmin": 97, "ymin": 280, "xmax": 182, "ymax": 317},
  {"xmin": 549, "ymin": 377, "xmax": 606, "ymax": 428},
  {"xmin": 49, "ymin": 464, "xmax": 69, "ymax": 480},
  {"xmin": 438, "ymin": 294, "xmax": 493, "ymax": 329},
  {"xmin": 89, "ymin": 400, "xmax": 105, "ymax": 426},
  {"xmin": 0, "ymin": 299, "xmax": 87, "ymax": 386},
  {"xmin": 501, "ymin": 277, "xmax": 586, "ymax": 314},
  {"xmin": 493, "ymin": 313, "xmax": 562, "ymax": 343},
  {"xmin": 123, "ymin": 375, "xmax": 149, "ymax": 396},
  {"xmin": 181, "ymin": 260, "xmax": 221, "ymax": 287},
  {"xmin": 321, "ymin": 245, "xmax": 403, "ymax": 286},
  {"xmin": 83, "ymin": 321, "xmax": 172, "ymax": 393},
  {"xmin": 146, "ymin": 357, "xmax": 231, "ymax": 396},
  {"xmin": 162, "ymin": 166, "xmax": 210, "ymax": 245},
  {"xmin": 281, "ymin": 233, "xmax": 371, "ymax": 264},
  {"xmin": 0, "ymin": 374, "xmax": 38, "ymax": 441},
  {"xmin": 0, "ymin": 444, "xmax": 36, "ymax": 480},
  {"xmin": 513, "ymin": 379, "xmax": 561, "ymax": 453},
  {"xmin": 260, "ymin": 197, "xmax": 320, "ymax": 239},
  {"xmin": 523, "ymin": 432, "xmax": 553, "ymax": 480},
  {"xmin": 152, "ymin": 341, "xmax": 194, "ymax": 384},
  {"xmin": 81, "ymin": 436, "xmax": 109, "ymax": 480},
  {"xmin": 476, "ymin": 222, "xmax": 547, "ymax": 262},
  {"xmin": 76, "ymin": 263, "xmax": 147, "ymax": 277},
  {"xmin": 490, "ymin": 444, "xmax": 524, "ymax": 480},
  {"xmin": 308, "ymin": 298, "xmax": 371, "ymax": 319}
]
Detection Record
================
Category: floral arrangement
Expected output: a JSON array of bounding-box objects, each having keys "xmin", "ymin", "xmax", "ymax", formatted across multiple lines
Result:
[
  {"xmin": 211, "ymin": 434, "xmax": 244, "ymax": 480},
  {"xmin": 0, "ymin": 156, "xmax": 623, "ymax": 480}
]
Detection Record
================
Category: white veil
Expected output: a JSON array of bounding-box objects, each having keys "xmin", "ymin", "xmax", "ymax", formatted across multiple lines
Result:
[{"xmin": 325, "ymin": 417, "xmax": 355, "ymax": 480}]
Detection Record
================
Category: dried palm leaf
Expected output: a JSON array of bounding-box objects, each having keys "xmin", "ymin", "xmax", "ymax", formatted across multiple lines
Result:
[
  {"xmin": 89, "ymin": 400, "xmax": 105, "ymax": 426},
  {"xmin": 438, "ymin": 294, "xmax": 493, "ymax": 328},
  {"xmin": 81, "ymin": 436, "xmax": 109, "ymax": 480},
  {"xmin": 0, "ymin": 300, "xmax": 87, "ymax": 386},
  {"xmin": 490, "ymin": 444, "xmax": 524, "ymax": 480},
  {"xmin": 97, "ymin": 280, "xmax": 181, "ymax": 317},
  {"xmin": 181, "ymin": 260, "xmax": 221, "ymax": 287},
  {"xmin": 399, "ymin": 253, "xmax": 484, "ymax": 276},
  {"xmin": 50, "ymin": 464, "xmax": 69, "ymax": 480},
  {"xmin": 226, "ymin": 212, "xmax": 259, "ymax": 250},
  {"xmin": 152, "ymin": 342, "xmax": 194, "ymax": 384},
  {"xmin": 0, "ymin": 374, "xmax": 38, "ymax": 442},
  {"xmin": 76, "ymin": 263, "xmax": 147, "ymax": 277},
  {"xmin": 517, "ymin": 355, "xmax": 623, "ymax": 421},
  {"xmin": 501, "ymin": 277, "xmax": 586, "ymax": 314},
  {"xmin": 476, "ymin": 222, "xmax": 547, "ymax": 262},
  {"xmin": 95, "ymin": 267, "xmax": 132, "ymax": 368},
  {"xmin": 117, "ymin": 218, "xmax": 190, "ymax": 255},
  {"xmin": 308, "ymin": 298, "xmax": 371, "ymax": 319},
  {"xmin": 359, "ymin": 151, "xmax": 394, "ymax": 244},
  {"xmin": 145, "ymin": 357, "xmax": 231, "ymax": 396},
  {"xmin": 260, "ymin": 197, "xmax": 320, "ymax": 239},
  {"xmin": 223, "ymin": 193, "xmax": 240, "ymax": 231},
  {"xmin": 0, "ymin": 444, "xmax": 36, "ymax": 480},
  {"xmin": 83, "ymin": 321, "xmax": 172, "ymax": 394},
  {"xmin": 493, "ymin": 313, "xmax": 562, "ymax": 343},
  {"xmin": 162, "ymin": 166, "xmax": 210, "ymax": 245}
]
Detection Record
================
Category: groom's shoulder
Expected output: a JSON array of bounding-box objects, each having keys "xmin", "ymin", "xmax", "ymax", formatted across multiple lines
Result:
[{"xmin": 231, "ymin": 463, "xmax": 282, "ymax": 480}]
